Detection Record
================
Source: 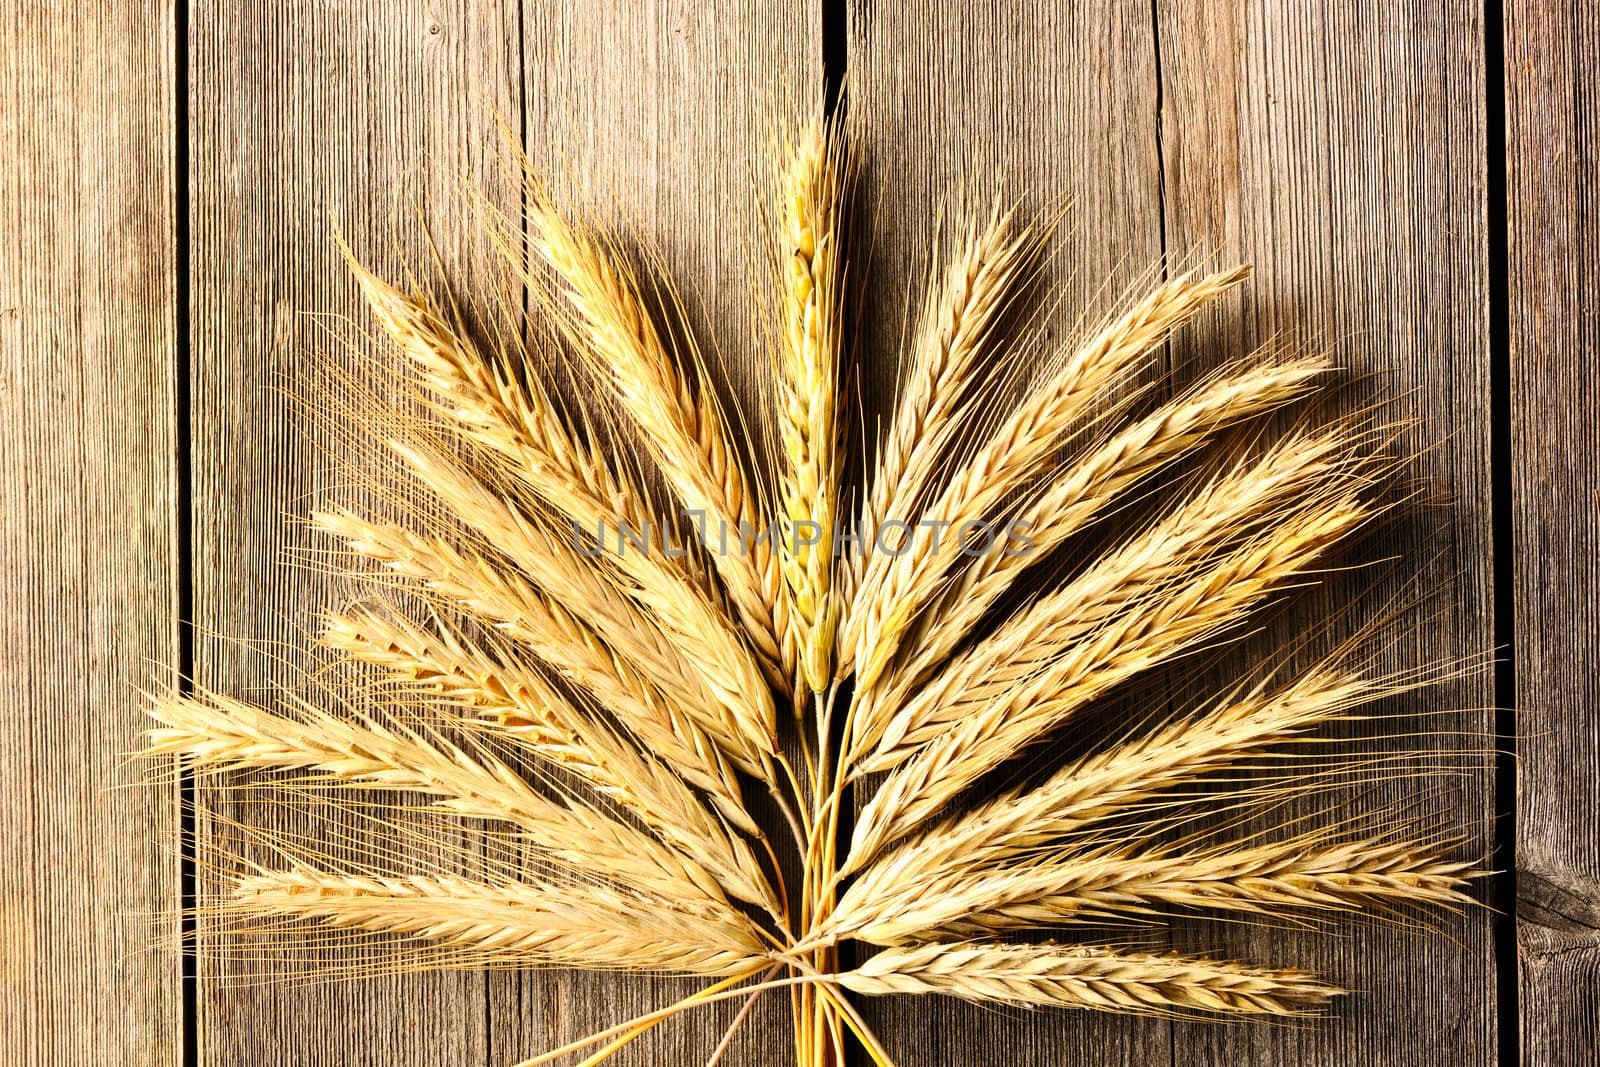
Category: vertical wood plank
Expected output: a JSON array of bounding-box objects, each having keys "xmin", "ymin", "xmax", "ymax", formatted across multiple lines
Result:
[
  {"xmin": 0, "ymin": 2, "xmax": 181, "ymax": 1064},
  {"xmin": 487, "ymin": 4, "xmax": 820, "ymax": 1063},
  {"xmin": 1157, "ymin": 2, "xmax": 1495, "ymax": 1064},
  {"xmin": 845, "ymin": 4, "xmax": 1170, "ymax": 1063},
  {"xmin": 188, "ymin": 2, "xmax": 520, "ymax": 1062},
  {"xmin": 848, "ymin": 2, "xmax": 1494, "ymax": 1064},
  {"xmin": 1506, "ymin": 1, "xmax": 1600, "ymax": 1060}
]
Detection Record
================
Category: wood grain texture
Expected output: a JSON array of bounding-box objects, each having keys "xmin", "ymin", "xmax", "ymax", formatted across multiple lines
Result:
[
  {"xmin": 0, "ymin": 2, "xmax": 181, "ymax": 1064},
  {"xmin": 849, "ymin": 2, "xmax": 1495, "ymax": 1064},
  {"xmin": 1158, "ymin": 3, "xmax": 1494, "ymax": 1064},
  {"xmin": 187, "ymin": 2, "xmax": 817, "ymax": 1064},
  {"xmin": 1506, "ymin": 1, "xmax": 1600, "ymax": 1062},
  {"xmin": 187, "ymin": 2, "xmax": 518, "ymax": 1063},
  {"xmin": 489, "ymin": 5, "xmax": 818, "ymax": 1064},
  {"xmin": 845, "ymin": 4, "xmax": 1169, "ymax": 1063},
  {"xmin": 0, "ymin": 1, "xmax": 1537, "ymax": 1063}
]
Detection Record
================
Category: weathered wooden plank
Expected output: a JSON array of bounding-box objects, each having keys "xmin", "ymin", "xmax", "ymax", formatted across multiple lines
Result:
[
  {"xmin": 1506, "ymin": 1, "xmax": 1600, "ymax": 1061},
  {"xmin": 849, "ymin": 2, "xmax": 1494, "ymax": 1064},
  {"xmin": 846, "ymin": 4, "xmax": 1171, "ymax": 1063},
  {"xmin": 188, "ymin": 2, "xmax": 520, "ymax": 1062},
  {"xmin": 487, "ymin": 4, "xmax": 820, "ymax": 1064},
  {"xmin": 1157, "ymin": 3, "xmax": 1495, "ymax": 1064},
  {"xmin": 0, "ymin": 2, "xmax": 181, "ymax": 1064}
]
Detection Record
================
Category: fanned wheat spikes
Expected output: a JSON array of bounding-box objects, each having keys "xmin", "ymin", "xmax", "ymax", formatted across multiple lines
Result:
[{"xmin": 145, "ymin": 108, "xmax": 1486, "ymax": 1065}]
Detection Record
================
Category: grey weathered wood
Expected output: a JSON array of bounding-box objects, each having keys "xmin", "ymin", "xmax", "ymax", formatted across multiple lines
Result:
[
  {"xmin": 188, "ymin": 2, "xmax": 818, "ymax": 1064},
  {"xmin": 846, "ymin": 4, "xmax": 1171, "ymax": 1063},
  {"xmin": 0, "ymin": 2, "xmax": 182, "ymax": 1064},
  {"xmin": 850, "ymin": 2, "xmax": 1495, "ymax": 1064},
  {"xmin": 3, "ymin": 1, "xmax": 1524, "ymax": 1061},
  {"xmin": 487, "ymin": 5, "xmax": 819, "ymax": 1064},
  {"xmin": 1158, "ymin": 3, "xmax": 1495, "ymax": 1063},
  {"xmin": 1506, "ymin": 2, "xmax": 1600, "ymax": 1062},
  {"xmin": 188, "ymin": 2, "xmax": 519, "ymax": 1062}
]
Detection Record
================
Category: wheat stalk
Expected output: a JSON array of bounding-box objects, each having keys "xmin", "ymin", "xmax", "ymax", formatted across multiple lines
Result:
[
  {"xmin": 384, "ymin": 437, "xmax": 780, "ymax": 777},
  {"xmin": 840, "ymin": 942, "xmax": 1338, "ymax": 1017},
  {"xmin": 340, "ymin": 248, "xmax": 787, "ymax": 757},
  {"xmin": 842, "ymin": 266, "xmax": 1252, "ymax": 691},
  {"xmin": 774, "ymin": 117, "xmax": 845, "ymax": 694},
  {"xmin": 227, "ymin": 867, "xmax": 767, "ymax": 975},
  {"xmin": 317, "ymin": 606, "xmax": 746, "ymax": 819},
  {"xmin": 319, "ymin": 609, "xmax": 781, "ymax": 913},
  {"xmin": 145, "ymin": 115, "xmax": 1486, "ymax": 1066},
  {"xmin": 519, "ymin": 175, "xmax": 792, "ymax": 690}
]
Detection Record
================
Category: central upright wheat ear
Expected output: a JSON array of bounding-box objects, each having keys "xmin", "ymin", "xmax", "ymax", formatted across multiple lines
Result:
[{"xmin": 145, "ymin": 106, "xmax": 1485, "ymax": 1067}]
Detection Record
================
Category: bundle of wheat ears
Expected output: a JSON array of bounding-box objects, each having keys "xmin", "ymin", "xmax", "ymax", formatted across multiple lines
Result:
[{"xmin": 144, "ymin": 112, "xmax": 1482, "ymax": 1065}]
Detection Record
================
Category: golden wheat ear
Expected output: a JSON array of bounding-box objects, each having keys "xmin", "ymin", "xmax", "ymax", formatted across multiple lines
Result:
[
  {"xmin": 839, "ymin": 942, "xmax": 1340, "ymax": 1017},
  {"xmin": 846, "ymin": 492, "xmax": 1376, "ymax": 871},
  {"xmin": 309, "ymin": 510, "xmax": 737, "ymax": 783},
  {"xmin": 853, "ymin": 662, "xmax": 1390, "ymax": 887},
  {"xmin": 224, "ymin": 867, "xmax": 767, "ymax": 975},
  {"xmin": 335, "ymin": 244, "xmax": 783, "ymax": 781},
  {"xmin": 842, "ymin": 200, "xmax": 1036, "ymax": 656},
  {"xmin": 773, "ymin": 113, "xmax": 847, "ymax": 697},
  {"xmin": 843, "ymin": 265, "xmax": 1253, "ymax": 696},
  {"xmin": 858, "ymin": 423, "xmax": 1375, "ymax": 766},
  {"xmin": 318, "ymin": 607, "xmax": 782, "ymax": 915},
  {"xmin": 334, "ymin": 236, "xmax": 641, "ymax": 531},
  {"xmin": 145, "ymin": 691, "xmax": 738, "ymax": 911},
  {"xmin": 826, "ymin": 826, "xmax": 1481, "ymax": 946},
  {"xmin": 864, "ymin": 352, "xmax": 1332, "ymax": 726},
  {"xmin": 512, "ymin": 169, "xmax": 793, "ymax": 698}
]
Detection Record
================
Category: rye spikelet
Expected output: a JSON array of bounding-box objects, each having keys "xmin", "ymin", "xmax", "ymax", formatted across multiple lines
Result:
[{"xmin": 145, "ymin": 110, "xmax": 1486, "ymax": 1066}]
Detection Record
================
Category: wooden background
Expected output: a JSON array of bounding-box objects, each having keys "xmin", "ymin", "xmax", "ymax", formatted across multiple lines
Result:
[{"xmin": 2, "ymin": 1, "xmax": 1593, "ymax": 1063}]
